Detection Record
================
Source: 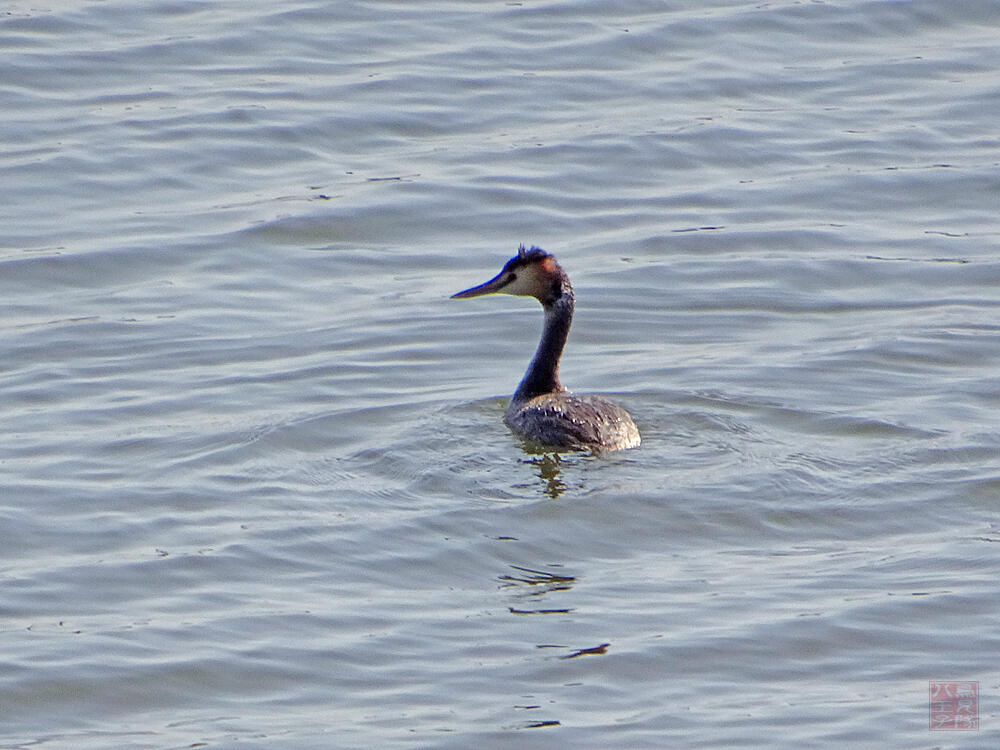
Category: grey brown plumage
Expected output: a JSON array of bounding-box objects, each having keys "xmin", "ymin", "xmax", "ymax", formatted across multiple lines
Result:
[{"xmin": 452, "ymin": 245, "xmax": 640, "ymax": 451}]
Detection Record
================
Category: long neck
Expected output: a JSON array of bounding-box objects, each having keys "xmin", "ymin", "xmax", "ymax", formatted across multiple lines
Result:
[{"xmin": 512, "ymin": 286, "xmax": 574, "ymax": 404}]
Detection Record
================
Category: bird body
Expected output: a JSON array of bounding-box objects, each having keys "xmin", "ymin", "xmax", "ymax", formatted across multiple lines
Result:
[{"xmin": 452, "ymin": 245, "xmax": 640, "ymax": 452}]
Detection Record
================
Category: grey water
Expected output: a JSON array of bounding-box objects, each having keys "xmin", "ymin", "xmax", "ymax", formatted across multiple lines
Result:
[{"xmin": 2, "ymin": 1, "xmax": 999, "ymax": 748}]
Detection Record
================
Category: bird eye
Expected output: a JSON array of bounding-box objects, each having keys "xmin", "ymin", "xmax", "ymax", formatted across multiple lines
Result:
[{"xmin": 508, "ymin": 273, "xmax": 517, "ymax": 281}]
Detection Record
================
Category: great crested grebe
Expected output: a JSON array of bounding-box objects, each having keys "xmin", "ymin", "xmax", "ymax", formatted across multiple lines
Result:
[{"xmin": 452, "ymin": 245, "xmax": 640, "ymax": 452}]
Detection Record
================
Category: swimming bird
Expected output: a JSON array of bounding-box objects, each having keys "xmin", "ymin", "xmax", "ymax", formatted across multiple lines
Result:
[{"xmin": 452, "ymin": 245, "xmax": 640, "ymax": 451}]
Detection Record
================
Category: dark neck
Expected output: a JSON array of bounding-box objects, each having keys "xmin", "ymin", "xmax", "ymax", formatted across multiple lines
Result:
[{"xmin": 513, "ymin": 284, "xmax": 574, "ymax": 404}]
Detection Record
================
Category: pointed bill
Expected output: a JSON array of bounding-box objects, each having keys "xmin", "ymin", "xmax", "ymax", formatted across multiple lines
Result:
[{"xmin": 451, "ymin": 271, "xmax": 510, "ymax": 299}]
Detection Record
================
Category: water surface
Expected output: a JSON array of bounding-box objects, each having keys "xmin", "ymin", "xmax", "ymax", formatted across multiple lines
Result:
[{"xmin": 2, "ymin": 1, "xmax": 999, "ymax": 748}]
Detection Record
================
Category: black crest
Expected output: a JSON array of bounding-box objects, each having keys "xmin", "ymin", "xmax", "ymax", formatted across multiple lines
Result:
[{"xmin": 504, "ymin": 244, "xmax": 550, "ymax": 272}]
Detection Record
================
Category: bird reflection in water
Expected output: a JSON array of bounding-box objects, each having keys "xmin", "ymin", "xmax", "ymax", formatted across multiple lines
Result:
[{"xmin": 524, "ymin": 453, "xmax": 568, "ymax": 498}]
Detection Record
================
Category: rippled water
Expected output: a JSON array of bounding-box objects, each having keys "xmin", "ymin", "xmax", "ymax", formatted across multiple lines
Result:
[{"xmin": 3, "ymin": 1, "xmax": 999, "ymax": 748}]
